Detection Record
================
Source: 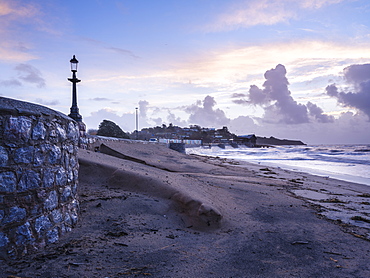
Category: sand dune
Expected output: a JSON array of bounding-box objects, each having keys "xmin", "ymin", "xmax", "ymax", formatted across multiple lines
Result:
[{"xmin": 1, "ymin": 139, "xmax": 370, "ymax": 277}]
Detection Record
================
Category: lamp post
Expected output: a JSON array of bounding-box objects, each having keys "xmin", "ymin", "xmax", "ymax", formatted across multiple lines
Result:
[
  {"xmin": 135, "ymin": 107, "xmax": 138, "ymax": 140},
  {"xmin": 68, "ymin": 55, "xmax": 82, "ymax": 122}
]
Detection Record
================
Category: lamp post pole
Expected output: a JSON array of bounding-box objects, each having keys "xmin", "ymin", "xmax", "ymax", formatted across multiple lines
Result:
[
  {"xmin": 68, "ymin": 55, "xmax": 82, "ymax": 122},
  {"xmin": 135, "ymin": 107, "xmax": 138, "ymax": 140}
]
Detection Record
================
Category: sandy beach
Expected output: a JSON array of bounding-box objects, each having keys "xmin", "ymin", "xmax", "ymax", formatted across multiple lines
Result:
[{"xmin": 1, "ymin": 139, "xmax": 370, "ymax": 277}]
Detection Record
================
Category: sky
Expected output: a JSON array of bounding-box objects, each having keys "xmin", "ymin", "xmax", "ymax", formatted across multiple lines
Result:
[{"xmin": 1, "ymin": 0, "xmax": 370, "ymax": 144}]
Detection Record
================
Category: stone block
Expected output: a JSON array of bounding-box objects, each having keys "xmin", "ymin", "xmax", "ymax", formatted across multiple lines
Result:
[
  {"xmin": 0, "ymin": 146, "xmax": 8, "ymax": 166},
  {"xmin": 44, "ymin": 191, "xmax": 58, "ymax": 211},
  {"xmin": 4, "ymin": 116, "xmax": 32, "ymax": 142},
  {"xmin": 0, "ymin": 232, "xmax": 9, "ymax": 247},
  {"xmin": 51, "ymin": 209, "xmax": 63, "ymax": 224},
  {"xmin": 67, "ymin": 122, "xmax": 79, "ymax": 141},
  {"xmin": 2, "ymin": 206, "xmax": 26, "ymax": 225},
  {"xmin": 64, "ymin": 212, "xmax": 72, "ymax": 226},
  {"xmin": 34, "ymin": 147, "xmax": 44, "ymax": 166},
  {"xmin": 47, "ymin": 227, "xmax": 59, "ymax": 243},
  {"xmin": 48, "ymin": 145, "xmax": 61, "ymax": 165},
  {"xmin": 32, "ymin": 121, "xmax": 46, "ymax": 140},
  {"xmin": 55, "ymin": 167, "xmax": 67, "ymax": 186},
  {"xmin": 30, "ymin": 204, "xmax": 41, "ymax": 218},
  {"xmin": 0, "ymin": 171, "xmax": 16, "ymax": 192},
  {"xmin": 56, "ymin": 124, "xmax": 67, "ymax": 141},
  {"xmin": 61, "ymin": 186, "xmax": 72, "ymax": 202},
  {"xmin": 14, "ymin": 146, "xmax": 34, "ymax": 164},
  {"xmin": 16, "ymin": 222, "xmax": 34, "ymax": 245},
  {"xmin": 18, "ymin": 170, "xmax": 41, "ymax": 191},
  {"xmin": 35, "ymin": 215, "xmax": 52, "ymax": 236},
  {"xmin": 42, "ymin": 168, "xmax": 55, "ymax": 188}
]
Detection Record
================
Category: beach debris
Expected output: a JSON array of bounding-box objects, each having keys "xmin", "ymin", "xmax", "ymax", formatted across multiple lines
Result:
[
  {"xmin": 105, "ymin": 231, "xmax": 128, "ymax": 237},
  {"xmin": 350, "ymin": 216, "xmax": 370, "ymax": 224},
  {"xmin": 68, "ymin": 262, "xmax": 86, "ymax": 267},
  {"xmin": 113, "ymin": 242, "xmax": 128, "ymax": 247},
  {"xmin": 348, "ymin": 232, "xmax": 369, "ymax": 240},
  {"xmin": 160, "ymin": 243, "xmax": 177, "ymax": 250},
  {"xmin": 321, "ymin": 198, "xmax": 347, "ymax": 204},
  {"xmin": 289, "ymin": 179, "xmax": 304, "ymax": 184},
  {"xmin": 259, "ymin": 168, "xmax": 277, "ymax": 175},
  {"xmin": 358, "ymin": 193, "xmax": 370, "ymax": 198},
  {"xmin": 166, "ymin": 234, "xmax": 176, "ymax": 239},
  {"xmin": 118, "ymin": 267, "xmax": 152, "ymax": 276},
  {"xmin": 291, "ymin": 241, "xmax": 309, "ymax": 245},
  {"xmin": 324, "ymin": 251, "xmax": 342, "ymax": 255}
]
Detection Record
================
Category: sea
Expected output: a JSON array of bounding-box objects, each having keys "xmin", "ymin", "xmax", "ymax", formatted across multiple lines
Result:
[{"xmin": 186, "ymin": 144, "xmax": 370, "ymax": 186}]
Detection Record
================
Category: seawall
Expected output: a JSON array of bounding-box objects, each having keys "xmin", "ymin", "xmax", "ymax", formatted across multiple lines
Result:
[{"xmin": 0, "ymin": 97, "xmax": 80, "ymax": 259}]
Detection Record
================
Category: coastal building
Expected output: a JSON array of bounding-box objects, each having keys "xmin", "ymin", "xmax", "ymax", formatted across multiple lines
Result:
[{"xmin": 236, "ymin": 134, "xmax": 257, "ymax": 147}]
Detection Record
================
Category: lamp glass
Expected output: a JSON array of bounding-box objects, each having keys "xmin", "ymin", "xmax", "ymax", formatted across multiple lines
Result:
[{"xmin": 70, "ymin": 55, "xmax": 78, "ymax": 72}]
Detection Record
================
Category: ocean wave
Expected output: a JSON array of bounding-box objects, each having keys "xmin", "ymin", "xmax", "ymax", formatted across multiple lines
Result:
[{"xmin": 354, "ymin": 149, "xmax": 370, "ymax": 153}]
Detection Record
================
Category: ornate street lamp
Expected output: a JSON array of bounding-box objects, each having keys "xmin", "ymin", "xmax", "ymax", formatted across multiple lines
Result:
[{"xmin": 68, "ymin": 55, "xmax": 82, "ymax": 122}]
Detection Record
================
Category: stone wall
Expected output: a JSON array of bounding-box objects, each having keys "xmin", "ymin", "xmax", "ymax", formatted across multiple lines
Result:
[{"xmin": 0, "ymin": 97, "xmax": 80, "ymax": 259}]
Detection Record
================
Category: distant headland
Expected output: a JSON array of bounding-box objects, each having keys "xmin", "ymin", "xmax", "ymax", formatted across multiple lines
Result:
[{"xmin": 90, "ymin": 122, "xmax": 306, "ymax": 146}]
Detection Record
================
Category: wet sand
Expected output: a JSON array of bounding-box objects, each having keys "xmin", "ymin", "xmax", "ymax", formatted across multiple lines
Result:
[{"xmin": 1, "ymin": 139, "xmax": 370, "ymax": 277}]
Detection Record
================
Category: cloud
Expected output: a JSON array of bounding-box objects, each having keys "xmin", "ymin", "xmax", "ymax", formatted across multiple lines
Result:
[
  {"xmin": 0, "ymin": 1, "xmax": 38, "ymax": 19},
  {"xmin": 307, "ymin": 101, "xmax": 334, "ymax": 123},
  {"xmin": 35, "ymin": 98, "xmax": 60, "ymax": 106},
  {"xmin": 232, "ymin": 64, "xmax": 336, "ymax": 124},
  {"xmin": 185, "ymin": 95, "xmax": 230, "ymax": 127},
  {"xmin": 15, "ymin": 63, "xmax": 45, "ymax": 87},
  {"xmin": 233, "ymin": 64, "xmax": 310, "ymax": 124},
  {"xmin": 90, "ymin": 97, "xmax": 110, "ymax": 101},
  {"xmin": 326, "ymin": 63, "xmax": 370, "ymax": 120},
  {"xmin": 163, "ymin": 40, "xmax": 370, "ymax": 92},
  {"xmin": 0, "ymin": 78, "xmax": 22, "ymax": 87},
  {"xmin": 0, "ymin": 63, "xmax": 45, "ymax": 88},
  {"xmin": 229, "ymin": 115, "xmax": 258, "ymax": 135},
  {"xmin": 81, "ymin": 37, "xmax": 139, "ymax": 60},
  {"xmin": 203, "ymin": 0, "xmax": 344, "ymax": 32},
  {"xmin": 228, "ymin": 111, "xmax": 370, "ymax": 145},
  {"xmin": 108, "ymin": 47, "xmax": 139, "ymax": 59},
  {"xmin": 343, "ymin": 64, "xmax": 370, "ymax": 86},
  {"xmin": 138, "ymin": 100, "xmax": 149, "ymax": 119},
  {"xmin": 167, "ymin": 111, "xmax": 188, "ymax": 126},
  {"xmin": 300, "ymin": 0, "xmax": 343, "ymax": 9},
  {"xmin": 84, "ymin": 108, "xmax": 135, "ymax": 132},
  {"xmin": 206, "ymin": 0, "xmax": 294, "ymax": 32},
  {"xmin": 83, "ymin": 100, "xmax": 156, "ymax": 132}
]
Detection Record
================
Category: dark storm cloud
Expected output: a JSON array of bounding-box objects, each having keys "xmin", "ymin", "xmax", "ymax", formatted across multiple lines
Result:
[
  {"xmin": 185, "ymin": 95, "xmax": 230, "ymax": 127},
  {"xmin": 15, "ymin": 63, "xmax": 45, "ymax": 87},
  {"xmin": 326, "ymin": 63, "xmax": 370, "ymax": 120},
  {"xmin": 232, "ymin": 64, "xmax": 310, "ymax": 124}
]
